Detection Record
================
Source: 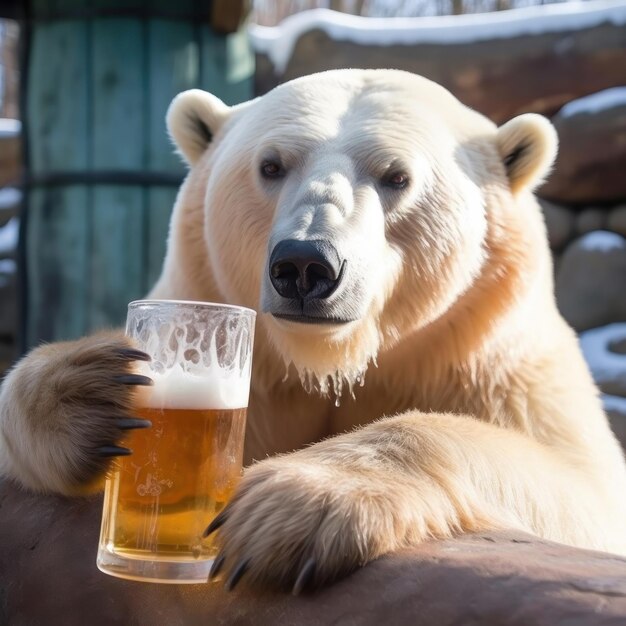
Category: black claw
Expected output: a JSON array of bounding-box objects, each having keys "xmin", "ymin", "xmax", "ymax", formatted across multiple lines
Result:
[
  {"xmin": 292, "ymin": 558, "xmax": 316, "ymax": 596},
  {"xmin": 118, "ymin": 348, "xmax": 151, "ymax": 362},
  {"xmin": 225, "ymin": 560, "xmax": 249, "ymax": 591},
  {"xmin": 117, "ymin": 418, "xmax": 152, "ymax": 430},
  {"xmin": 203, "ymin": 509, "xmax": 229, "ymax": 537},
  {"xmin": 113, "ymin": 374, "xmax": 153, "ymax": 386},
  {"xmin": 208, "ymin": 553, "xmax": 226, "ymax": 580},
  {"xmin": 96, "ymin": 445, "xmax": 132, "ymax": 457}
]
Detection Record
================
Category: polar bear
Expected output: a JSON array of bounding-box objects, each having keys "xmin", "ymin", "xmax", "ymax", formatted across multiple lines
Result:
[{"xmin": 1, "ymin": 69, "xmax": 625, "ymax": 593}]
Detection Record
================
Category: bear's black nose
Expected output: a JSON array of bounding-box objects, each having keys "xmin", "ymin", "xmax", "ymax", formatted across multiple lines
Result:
[{"xmin": 269, "ymin": 239, "xmax": 344, "ymax": 300}]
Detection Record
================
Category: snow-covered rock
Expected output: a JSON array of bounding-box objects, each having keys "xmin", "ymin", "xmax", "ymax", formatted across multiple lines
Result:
[
  {"xmin": 580, "ymin": 324, "xmax": 626, "ymax": 448},
  {"xmin": 559, "ymin": 87, "xmax": 626, "ymax": 118},
  {"xmin": 556, "ymin": 232, "xmax": 626, "ymax": 331},
  {"xmin": 603, "ymin": 394, "xmax": 626, "ymax": 418},
  {"xmin": 603, "ymin": 394, "xmax": 626, "ymax": 450},
  {"xmin": 539, "ymin": 200, "xmax": 574, "ymax": 250},
  {"xmin": 250, "ymin": 2, "xmax": 626, "ymax": 75},
  {"xmin": 253, "ymin": 1, "xmax": 626, "ymax": 126},
  {"xmin": 540, "ymin": 90, "xmax": 626, "ymax": 204},
  {"xmin": 0, "ymin": 217, "xmax": 18, "ymax": 259},
  {"xmin": 0, "ymin": 187, "xmax": 21, "ymax": 228},
  {"xmin": 580, "ymin": 324, "xmax": 626, "ymax": 397},
  {"xmin": 0, "ymin": 119, "xmax": 21, "ymax": 137}
]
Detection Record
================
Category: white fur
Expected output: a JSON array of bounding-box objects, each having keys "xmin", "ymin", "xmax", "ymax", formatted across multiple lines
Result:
[
  {"xmin": 496, "ymin": 113, "xmax": 558, "ymax": 193},
  {"xmin": 1, "ymin": 70, "xmax": 624, "ymax": 591},
  {"xmin": 167, "ymin": 89, "xmax": 231, "ymax": 165}
]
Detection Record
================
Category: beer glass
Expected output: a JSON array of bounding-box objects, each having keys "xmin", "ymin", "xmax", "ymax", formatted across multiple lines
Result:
[{"xmin": 97, "ymin": 300, "xmax": 255, "ymax": 583}]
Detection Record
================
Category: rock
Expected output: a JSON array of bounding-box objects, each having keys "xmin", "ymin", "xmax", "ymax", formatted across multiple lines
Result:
[
  {"xmin": 608, "ymin": 205, "xmax": 626, "ymax": 237},
  {"xmin": 0, "ymin": 187, "xmax": 20, "ymax": 228},
  {"xmin": 253, "ymin": 10, "xmax": 626, "ymax": 124},
  {"xmin": 539, "ymin": 200, "xmax": 574, "ymax": 250},
  {"xmin": 555, "ymin": 232, "xmax": 626, "ymax": 331},
  {"xmin": 580, "ymin": 324, "xmax": 626, "ymax": 450},
  {"xmin": 576, "ymin": 207, "xmax": 606, "ymax": 235},
  {"xmin": 580, "ymin": 324, "xmax": 626, "ymax": 398},
  {"xmin": 603, "ymin": 395, "xmax": 626, "ymax": 451},
  {"xmin": 0, "ymin": 216, "xmax": 18, "ymax": 258},
  {"xmin": 0, "ymin": 258, "xmax": 16, "ymax": 338},
  {"xmin": 551, "ymin": 252, "xmax": 561, "ymax": 277},
  {"xmin": 0, "ymin": 119, "xmax": 21, "ymax": 188},
  {"xmin": 1, "ymin": 480, "xmax": 626, "ymax": 625},
  {"xmin": 540, "ymin": 91, "xmax": 626, "ymax": 204},
  {"xmin": 610, "ymin": 336, "xmax": 626, "ymax": 355},
  {"xmin": 0, "ymin": 217, "xmax": 18, "ymax": 346},
  {"xmin": 0, "ymin": 340, "xmax": 14, "ymax": 376}
]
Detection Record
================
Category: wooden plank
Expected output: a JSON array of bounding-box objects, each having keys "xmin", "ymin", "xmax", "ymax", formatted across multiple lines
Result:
[
  {"xmin": 145, "ymin": 187, "xmax": 178, "ymax": 290},
  {"xmin": 147, "ymin": 19, "xmax": 197, "ymax": 174},
  {"xmin": 200, "ymin": 26, "xmax": 254, "ymax": 105},
  {"xmin": 26, "ymin": 187, "xmax": 90, "ymax": 345},
  {"xmin": 90, "ymin": 0, "xmax": 144, "ymax": 10},
  {"xmin": 89, "ymin": 18, "xmax": 145, "ymax": 329},
  {"xmin": 150, "ymin": 0, "xmax": 198, "ymax": 18},
  {"xmin": 27, "ymin": 19, "xmax": 89, "ymax": 175},
  {"xmin": 32, "ymin": 0, "xmax": 90, "ymax": 13},
  {"xmin": 88, "ymin": 185, "xmax": 145, "ymax": 326},
  {"xmin": 144, "ymin": 17, "xmax": 197, "ymax": 291},
  {"xmin": 26, "ymin": 19, "xmax": 90, "ymax": 346},
  {"xmin": 24, "ymin": 6, "xmax": 254, "ymax": 345}
]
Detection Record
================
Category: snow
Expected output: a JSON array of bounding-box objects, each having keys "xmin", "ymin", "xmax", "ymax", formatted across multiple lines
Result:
[
  {"xmin": 580, "ymin": 324, "xmax": 626, "ymax": 397},
  {"xmin": 559, "ymin": 86, "xmax": 626, "ymax": 118},
  {"xmin": 0, "ymin": 218, "xmax": 18, "ymax": 257},
  {"xmin": 0, "ymin": 260, "xmax": 15, "ymax": 291},
  {"xmin": 0, "ymin": 119, "xmax": 20, "ymax": 139},
  {"xmin": 603, "ymin": 393, "xmax": 626, "ymax": 419},
  {"xmin": 0, "ymin": 259, "xmax": 16, "ymax": 289},
  {"xmin": 577, "ymin": 230, "xmax": 625, "ymax": 254},
  {"xmin": 0, "ymin": 187, "xmax": 21, "ymax": 212},
  {"xmin": 249, "ymin": 0, "xmax": 626, "ymax": 74},
  {"xmin": 0, "ymin": 259, "xmax": 15, "ymax": 274}
]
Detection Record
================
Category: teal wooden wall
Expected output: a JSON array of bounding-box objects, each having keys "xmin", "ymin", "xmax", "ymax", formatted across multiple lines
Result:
[{"xmin": 24, "ymin": 0, "xmax": 254, "ymax": 347}]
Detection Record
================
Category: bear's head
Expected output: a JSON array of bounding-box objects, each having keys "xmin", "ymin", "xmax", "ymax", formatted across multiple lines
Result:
[{"xmin": 166, "ymin": 70, "xmax": 557, "ymax": 394}]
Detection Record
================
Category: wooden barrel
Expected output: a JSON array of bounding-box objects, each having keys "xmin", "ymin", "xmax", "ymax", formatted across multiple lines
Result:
[{"xmin": 19, "ymin": 0, "xmax": 253, "ymax": 348}]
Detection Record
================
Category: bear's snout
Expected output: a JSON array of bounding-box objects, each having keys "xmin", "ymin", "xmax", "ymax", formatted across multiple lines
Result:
[{"xmin": 269, "ymin": 239, "xmax": 344, "ymax": 301}]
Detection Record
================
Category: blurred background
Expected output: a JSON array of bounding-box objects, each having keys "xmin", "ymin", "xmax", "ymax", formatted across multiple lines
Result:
[{"xmin": 0, "ymin": 0, "xmax": 624, "ymax": 444}]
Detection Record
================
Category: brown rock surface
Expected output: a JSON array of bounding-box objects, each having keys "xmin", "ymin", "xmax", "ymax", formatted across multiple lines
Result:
[
  {"xmin": 555, "ymin": 231, "xmax": 626, "ymax": 331},
  {"xmin": 539, "ymin": 199, "xmax": 574, "ymax": 250},
  {"xmin": 255, "ymin": 21, "xmax": 626, "ymax": 125},
  {"xmin": 1, "ymin": 479, "xmax": 626, "ymax": 625},
  {"xmin": 608, "ymin": 205, "xmax": 626, "ymax": 237},
  {"xmin": 576, "ymin": 207, "xmax": 607, "ymax": 236},
  {"xmin": 540, "ymin": 98, "xmax": 626, "ymax": 205},
  {"xmin": 0, "ymin": 120, "xmax": 21, "ymax": 188}
]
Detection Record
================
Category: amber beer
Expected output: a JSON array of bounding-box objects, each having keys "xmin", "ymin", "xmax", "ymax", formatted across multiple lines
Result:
[
  {"xmin": 102, "ymin": 406, "xmax": 246, "ymax": 560},
  {"xmin": 97, "ymin": 300, "xmax": 255, "ymax": 583}
]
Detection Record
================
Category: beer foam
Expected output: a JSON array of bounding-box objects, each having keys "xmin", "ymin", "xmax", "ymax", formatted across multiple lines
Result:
[{"xmin": 136, "ymin": 363, "xmax": 249, "ymax": 410}]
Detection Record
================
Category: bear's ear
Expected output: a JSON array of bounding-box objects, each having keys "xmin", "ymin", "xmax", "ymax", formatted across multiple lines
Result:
[
  {"xmin": 166, "ymin": 89, "xmax": 231, "ymax": 165},
  {"xmin": 496, "ymin": 114, "xmax": 558, "ymax": 194}
]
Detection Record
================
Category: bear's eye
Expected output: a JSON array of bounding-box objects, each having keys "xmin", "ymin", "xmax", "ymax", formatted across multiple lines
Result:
[
  {"xmin": 260, "ymin": 160, "xmax": 285, "ymax": 179},
  {"xmin": 383, "ymin": 172, "xmax": 409, "ymax": 190}
]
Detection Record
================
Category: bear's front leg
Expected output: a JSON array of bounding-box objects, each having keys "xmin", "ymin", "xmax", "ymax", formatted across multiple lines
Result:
[{"xmin": 206, "ymin": 410, "xmax": 606, "ymax": 594}]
